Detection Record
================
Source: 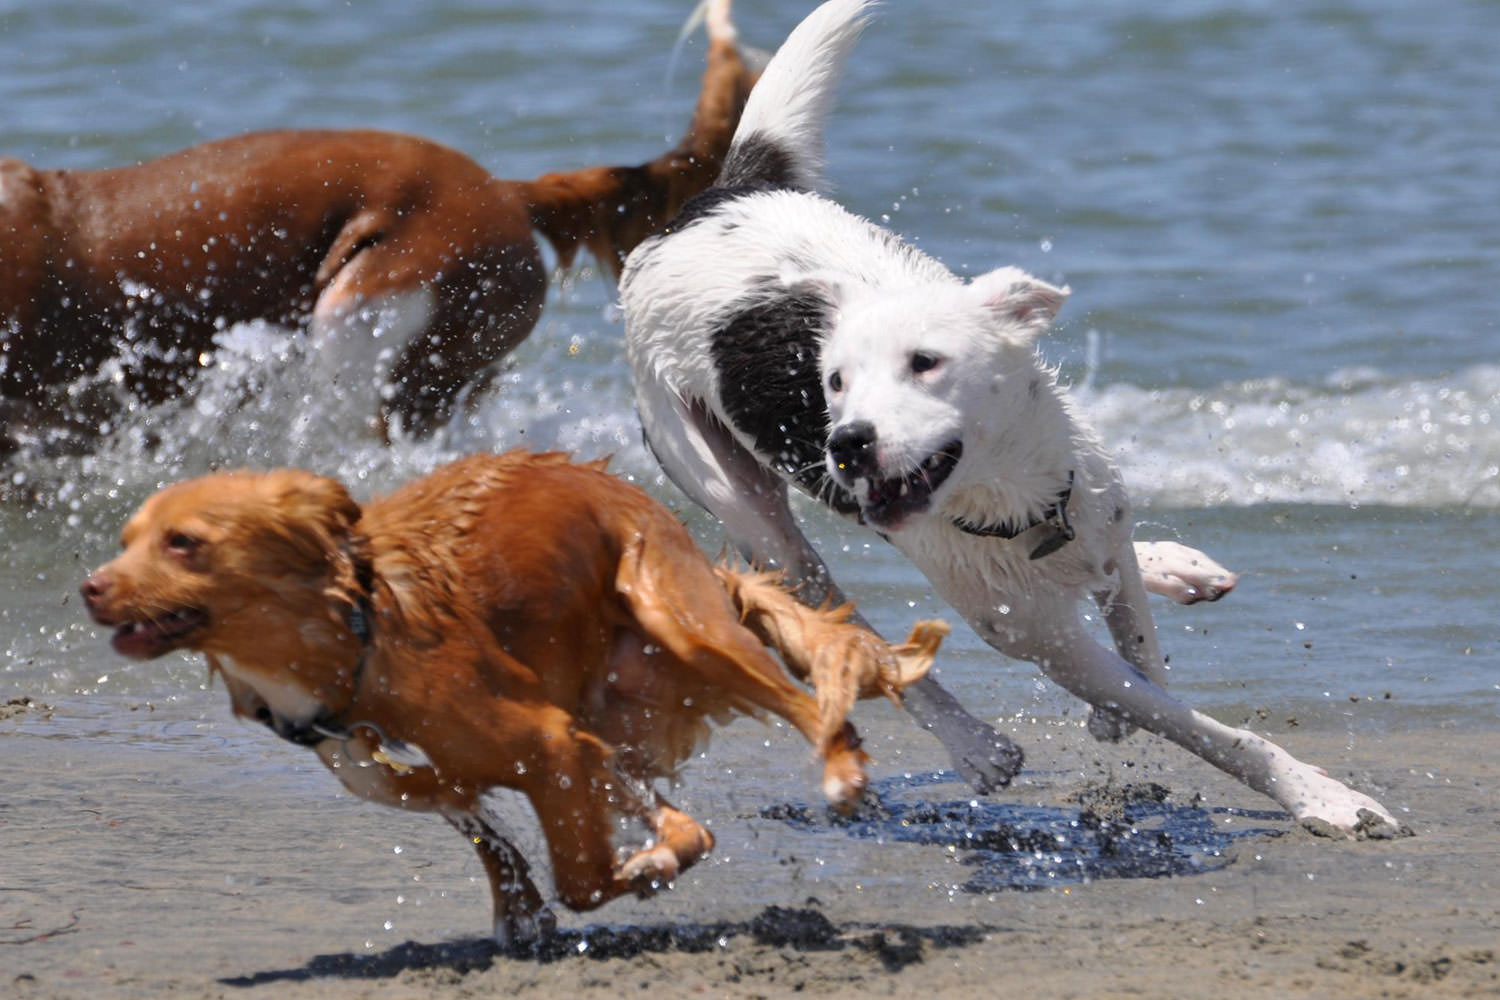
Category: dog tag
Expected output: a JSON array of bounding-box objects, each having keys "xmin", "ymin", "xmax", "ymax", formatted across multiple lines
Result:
[
  {"xmin": 371, "ymin": 738, "xmax": 433, "ymax": 774},
  {"xmin": 1028, "ymin": 527, "xmax": 1073, "ymax": 561}
]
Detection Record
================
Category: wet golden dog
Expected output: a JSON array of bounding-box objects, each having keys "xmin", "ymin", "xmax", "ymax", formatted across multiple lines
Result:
[{"xmin": 80, "ymin": 451, "xmax": 942, "ymax": 944}]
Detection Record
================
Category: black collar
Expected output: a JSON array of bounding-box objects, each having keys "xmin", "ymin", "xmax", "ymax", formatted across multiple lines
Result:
[
  {"xmin": 266, "ymin": 576, "xmax": 376, "ymax": 748},
  {"xmin": 952, "ymin": 470, "xmax": 1077, "ymax": 561}
]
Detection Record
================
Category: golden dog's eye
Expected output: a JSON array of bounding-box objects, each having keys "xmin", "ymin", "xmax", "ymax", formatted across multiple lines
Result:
[
  {"xmin": 911, "ymin": 351, "xmax": 941, "ymax": 375},
  {"xmin": 165, "ymin": 531, "xmax": 201, "ymax": 555},
  {"xmin": 828, "ymin": 371, "xmax": 843, "ymax": 393}
]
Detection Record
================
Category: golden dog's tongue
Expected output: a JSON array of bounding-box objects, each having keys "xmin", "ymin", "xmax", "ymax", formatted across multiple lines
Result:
[{"xmin": 110, "ymin": 610, "xmax": 206, "ymax": 659}]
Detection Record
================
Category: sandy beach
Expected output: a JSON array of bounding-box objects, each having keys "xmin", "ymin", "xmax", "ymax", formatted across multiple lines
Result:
[{"xmin": 4, "ymin": 692, "xmax": 1496, "ymax": 1000}]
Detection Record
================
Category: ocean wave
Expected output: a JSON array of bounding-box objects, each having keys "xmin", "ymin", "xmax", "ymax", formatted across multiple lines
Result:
[{"xmin": 1079, "ymin": 364, "xmax": 1500, "ymax": 509}]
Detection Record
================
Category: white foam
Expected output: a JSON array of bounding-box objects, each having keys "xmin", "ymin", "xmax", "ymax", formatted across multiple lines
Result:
[
  {"xmin": 1078, "ymin": 364, "xmax": 1500, "ymax": 509},
  {"xmin": 24, "ymin": 312, "xmax": 1499, "ymax": 515}
]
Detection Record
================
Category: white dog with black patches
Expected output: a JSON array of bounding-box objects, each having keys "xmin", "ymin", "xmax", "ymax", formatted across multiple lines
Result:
[{"xmin": 622, "ymin": 0, "xmax": 1404, "ymax": 838}]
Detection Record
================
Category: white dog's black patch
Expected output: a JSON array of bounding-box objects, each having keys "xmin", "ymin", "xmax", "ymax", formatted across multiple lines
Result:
[
  {"xmin": 718, "ymin": 133, "xmax": 801, "ymax": 189},
  {"xmin": 708, "ymin": 287, "xmax": 857, "ymax": 515}
]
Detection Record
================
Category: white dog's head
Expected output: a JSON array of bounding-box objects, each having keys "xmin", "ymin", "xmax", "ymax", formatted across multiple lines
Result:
[{"xmin": 818, "ymin": 266, "xmax": 1068, "ymax": 532}]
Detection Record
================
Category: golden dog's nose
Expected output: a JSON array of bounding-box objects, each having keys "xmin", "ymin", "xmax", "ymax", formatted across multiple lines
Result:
[{"xmin": 79, "ymin": 572, "xmax": 112, "ymax": 618}]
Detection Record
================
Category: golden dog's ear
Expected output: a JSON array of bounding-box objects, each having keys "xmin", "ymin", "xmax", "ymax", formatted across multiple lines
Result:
[{"xmin": 247, "ymin": 469, "xmax": 363, "ymax": 578}]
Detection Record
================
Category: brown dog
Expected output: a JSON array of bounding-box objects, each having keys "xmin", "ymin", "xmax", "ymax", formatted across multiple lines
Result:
[
  {"xmin": 0, "ymin": 0, "xmax": 757, "ymax": 455},
  {"xmin": 80, "ymin": 450, "xmax": 944, "ymax": 944}
]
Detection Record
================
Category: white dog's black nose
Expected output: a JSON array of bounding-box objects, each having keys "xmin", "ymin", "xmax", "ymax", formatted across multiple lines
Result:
[{"xmin": 828, "ymin": 421, "xmax": 878, "ymax": 478}]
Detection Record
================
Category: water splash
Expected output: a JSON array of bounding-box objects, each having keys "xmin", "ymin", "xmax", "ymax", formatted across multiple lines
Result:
[
  {"xmin": 8, "ymin": 317, "xmax": 1496, "ymax": 532},
  {"xmin": 761, "ymin": 771, "xmax": 1285, "ymax": 890}
]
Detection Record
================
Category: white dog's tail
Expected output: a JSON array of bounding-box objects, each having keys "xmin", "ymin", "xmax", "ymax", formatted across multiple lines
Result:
[{"xmin": 717, "ymin": 0, "xmax": 874, "ymax": 193}]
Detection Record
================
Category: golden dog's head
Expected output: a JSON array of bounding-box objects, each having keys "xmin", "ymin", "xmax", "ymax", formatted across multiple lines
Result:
[{"xmin": 81, "ymin": 469, "xmax": 362, "ymax": 660}]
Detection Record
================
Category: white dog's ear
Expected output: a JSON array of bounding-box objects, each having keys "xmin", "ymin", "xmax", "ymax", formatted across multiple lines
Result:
[
  {"xmin": 783, "ymin": 272, "xmax": 845, "ymax": 312},
  {"xmin": 969, "ymin": 267, "xmax": 1069, "ymax": 342}
]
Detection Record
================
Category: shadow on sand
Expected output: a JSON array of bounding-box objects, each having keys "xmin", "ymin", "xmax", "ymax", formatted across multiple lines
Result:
[
  {"xmin": 222, "ymin": 772, "xmax": 1285, "ymax": 988},
  {"xmin": 220, "ymin": 905, "xmax": 985, "ymax": 986}
]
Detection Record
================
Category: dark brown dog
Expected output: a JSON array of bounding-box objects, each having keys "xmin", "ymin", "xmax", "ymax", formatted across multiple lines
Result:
[
  {"xmin": 0, "ymin": 0, "xmax": 757, "ymax": 454},
  {"xmin": 80, "ymin": 450, "xmax": 943, "ymax": 944}
]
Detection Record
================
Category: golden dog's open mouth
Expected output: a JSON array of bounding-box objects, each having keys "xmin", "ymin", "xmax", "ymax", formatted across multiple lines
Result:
[{"xmin": 110, "ymin": 608, "xmax": 209, "ymax": 659}]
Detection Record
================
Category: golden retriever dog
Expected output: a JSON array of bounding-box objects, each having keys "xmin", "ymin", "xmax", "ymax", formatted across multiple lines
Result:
[
  {"xmin": 80, "ymin": 450, "xmax": 944, "ymax": 945},
  {"xmin": 0, "ymin": 0, "xmax": 757, "ymax": 455}
]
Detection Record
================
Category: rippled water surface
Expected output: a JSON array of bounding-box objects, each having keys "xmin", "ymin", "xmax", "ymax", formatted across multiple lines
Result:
[{"xmin": 2, "ymin": 0, "xmax": 1496, "ymax": 744}]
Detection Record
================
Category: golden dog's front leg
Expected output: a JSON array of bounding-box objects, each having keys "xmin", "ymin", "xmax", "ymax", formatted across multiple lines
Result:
[
  {"xmin": 614, "ymin": 797, "xmax": 715, "ymax": 897},
  {"xmin": 445, "ymin": 812, "xmax": 556, "ymax": 949}
]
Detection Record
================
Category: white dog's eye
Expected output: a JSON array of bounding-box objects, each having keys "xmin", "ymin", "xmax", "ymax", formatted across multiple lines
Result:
[
  {"xmin": 911, "ymin": 351, "xmax": 942, "ymax": 375},
  {"xmin": 827, "ymin": 371, "xmax": 843, "ymax": 393}
]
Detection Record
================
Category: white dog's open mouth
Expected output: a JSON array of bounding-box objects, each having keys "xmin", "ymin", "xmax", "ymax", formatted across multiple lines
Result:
[
  {"xmin": 853, "ymin": 440, "xmax": 961, "ymax": 529},
  {"xmin": 110, "ymin": 608, "xmax": 209, "ymax": 660}
]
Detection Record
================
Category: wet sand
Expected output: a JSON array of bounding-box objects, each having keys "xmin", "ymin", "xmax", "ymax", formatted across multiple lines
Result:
[{"xmin": 3, "ymin": 695, "xmax": 1497, "ymax": 999}]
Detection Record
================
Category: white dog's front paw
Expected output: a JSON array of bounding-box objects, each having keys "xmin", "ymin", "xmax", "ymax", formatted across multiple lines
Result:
[
  {"xmin": 948, "ymin": 730, "xmax": 1026, "ymax": 793},
  {"xmin": 1133, "ymin": 540, "xmax": 1238, "ymax": 605},
  {"xmin": 902, "ymin": 679, "xmax": 1025, "ymax": 793},
  {"xmin": 1285, "ymin": 771, "xmax": 1411, "ymax": 840}
]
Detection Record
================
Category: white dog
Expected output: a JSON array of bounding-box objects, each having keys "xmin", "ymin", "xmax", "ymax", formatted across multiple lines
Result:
[{"xmin": 621, "ymin": 0, "xmax": 1403, "ymax": 838}]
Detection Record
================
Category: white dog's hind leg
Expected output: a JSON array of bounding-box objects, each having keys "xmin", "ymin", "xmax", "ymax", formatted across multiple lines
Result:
[
  {"xmin": 635, "ymin": 384, "xmax": 1025, "ymax": 793},
  {"xmin": 1133, "ymin": 540, "xmax": 1238, "ymax": 605},
  {"xmin": 992, "ymin": 603, "xmax": 1406, "ymax": 839}
]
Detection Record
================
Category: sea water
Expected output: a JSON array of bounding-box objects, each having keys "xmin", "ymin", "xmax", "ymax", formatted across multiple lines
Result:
[{"xmin": 2, "ymin": 0, "xmax": 1495, "ymax": 788}]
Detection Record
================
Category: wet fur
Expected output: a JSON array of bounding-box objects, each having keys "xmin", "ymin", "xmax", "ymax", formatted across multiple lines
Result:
[{"xmin": 81, "ymin": 451, "xmax": 945, "ymax": 944}]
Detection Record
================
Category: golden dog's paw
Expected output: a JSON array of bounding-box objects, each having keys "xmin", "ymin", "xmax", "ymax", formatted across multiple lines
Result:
[{"xmin": 616, "ymin": 844, "xmax": 682, "ymax": 897}]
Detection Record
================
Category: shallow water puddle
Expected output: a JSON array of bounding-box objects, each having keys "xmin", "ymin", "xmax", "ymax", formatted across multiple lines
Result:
[{"xmin": 760, "ymin": 772, "xmax": 1286, "ymax": 891}]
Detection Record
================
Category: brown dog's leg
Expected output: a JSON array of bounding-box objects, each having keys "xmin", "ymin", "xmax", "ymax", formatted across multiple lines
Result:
[
  {"xmin": 310, "ymin": 209, "xmax": 547, "ymax": 438},
  {"xmin": 446, "ymin": 812, "xmax": 556, "ymax": 947}
]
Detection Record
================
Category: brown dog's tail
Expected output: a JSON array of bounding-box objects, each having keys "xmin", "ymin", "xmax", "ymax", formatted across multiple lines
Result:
[
  {"xmin": 522, "ymin": 0, "xmax": 758, "ymax": 277},
  {"xmin": 716, "ymin": 566, "xmax": 948, "ymax": 747}
]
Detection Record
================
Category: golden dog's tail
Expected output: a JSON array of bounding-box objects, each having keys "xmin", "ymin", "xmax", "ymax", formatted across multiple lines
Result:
[{"xmin": 523, "ymin": 0, "xmax": 759, "ymax": 277}]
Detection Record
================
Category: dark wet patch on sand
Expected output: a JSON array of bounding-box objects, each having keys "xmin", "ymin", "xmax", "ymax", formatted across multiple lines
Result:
[
  {"xmin": 0, "ymin": 697, "xmax": 54, "ymax": 722},
  {"xmin": 760, "ymin": 772, "xmax": 1286, "ymax": 891}
]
